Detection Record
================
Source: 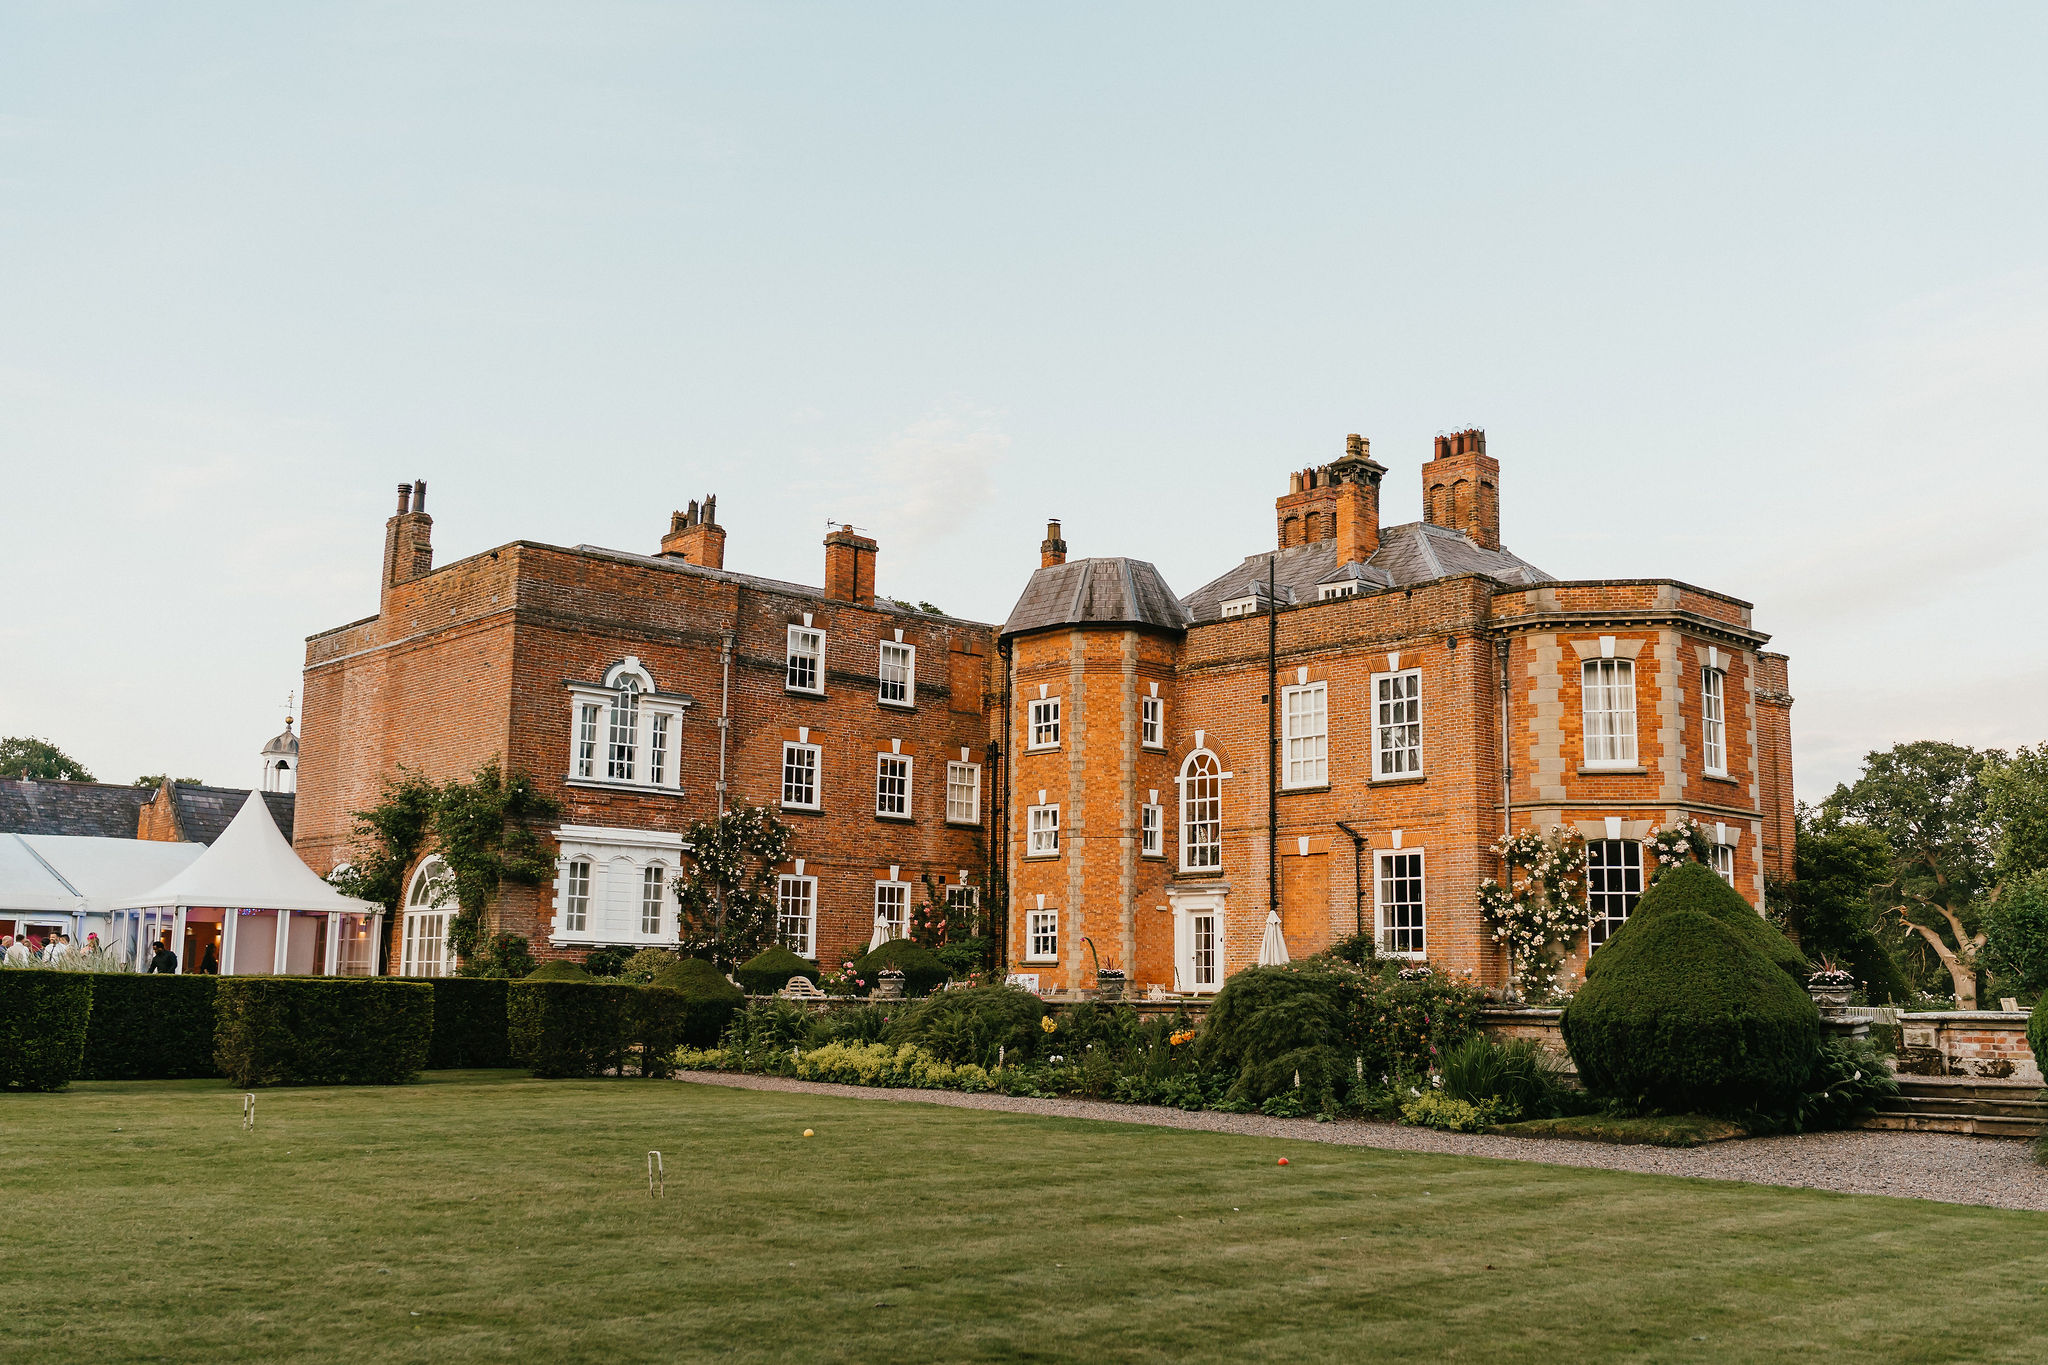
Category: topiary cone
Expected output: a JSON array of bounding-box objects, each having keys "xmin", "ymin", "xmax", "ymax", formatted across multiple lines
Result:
[{"xmin": 1588, "ymin": 861, "xmax": 1807, "ymax": 984}]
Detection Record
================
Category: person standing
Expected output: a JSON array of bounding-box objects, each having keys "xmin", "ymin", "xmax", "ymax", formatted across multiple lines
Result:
[
  {"xmin": 1, "ymin": 935, "xmax": 27, "ymax": 967},
  {"xmin": 147, "ymin": 936, "xmax": 178, "ymax": 974}
]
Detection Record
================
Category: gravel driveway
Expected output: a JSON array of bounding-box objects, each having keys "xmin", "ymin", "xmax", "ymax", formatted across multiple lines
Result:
[{"xmin": 677, "ymin": 1072, "xmax": 2048, "ymax": 1212}]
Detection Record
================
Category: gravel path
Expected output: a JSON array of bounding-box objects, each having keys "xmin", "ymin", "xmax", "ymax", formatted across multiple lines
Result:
[{"xmin": 677, "ymin": 1072, "xmax": 2048, "ymax": 1212}]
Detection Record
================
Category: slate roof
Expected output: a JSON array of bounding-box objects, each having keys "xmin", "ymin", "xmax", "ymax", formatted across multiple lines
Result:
[
  {"xmin": 0, "ymin": 780, "xmax": 294, "ymax": 844},
  {"xmin": 1001, "ymin": 558, "xmax": 1194, "ymax": 638},
  {"xmin": 1181, "ymin": 522, "xmax": 1552, "ymax": 623}
]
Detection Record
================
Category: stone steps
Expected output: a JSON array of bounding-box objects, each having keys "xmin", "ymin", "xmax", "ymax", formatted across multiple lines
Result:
[{"xmin": 1862, "ymin": 1077, "xmax": 2046, "ymax": 1138}]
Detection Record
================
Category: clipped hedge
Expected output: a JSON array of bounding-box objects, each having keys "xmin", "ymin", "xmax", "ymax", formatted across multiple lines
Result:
[
  {"xmin": 426, "ymin": 978, "xmax": 511, "ymax": 1068},
  {"xmin": 1593, "ymin": 861, "xmax": 1807, "ymax": 983},
  {"xmin": 883, "ymin": 984, "xmax": 1047, "ymax": 1068},
  {"xmin": 735, "ymin": 946, "xmax": 821, "ymax": 996},
  {"xmin": 509, "ymin": 981, "xmax": 703, "ymax": 1077},
  {"xmin": 0, "ymin": 971, "xmax": 95, "ymax": 1091},
  {"xmin": 526, "ymin": 959, "xmax": 592, "ymax": 982},
  {"xmin": 653, "ymin": 957, "xmax": 745, "ymax": 1047},
  {"xmin": 215, "ymin": 978, "xmax": 434, "ymax": 1088},
  {"xmin": 1562, "ymin": 909, "xmax": 1819, "ymax": 1117},
  {"xmin": 82, "ymin": 974, "xmax": 219, "ymax": 1080},
  {"xmin": 853, "ymin": 938, "xmax": 950, "ymax": 997}
]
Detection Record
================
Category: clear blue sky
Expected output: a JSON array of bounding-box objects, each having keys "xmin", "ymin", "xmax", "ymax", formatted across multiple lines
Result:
[{"xmin": 3, "ymin": 3, "xmax": 2044, "ymax": 799}]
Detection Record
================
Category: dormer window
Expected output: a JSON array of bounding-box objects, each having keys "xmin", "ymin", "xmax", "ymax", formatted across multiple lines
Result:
[
  {"xmin": 1318, "ymin": 581, "xmax": 1359, "ymax": 601},
  {"xmin": 567, "ymin": 659, "xmax": 688, "ymax": 792},
  {"xmin": 1220, "ymin": 596, "xmax": 1259, "ymax": 619}
]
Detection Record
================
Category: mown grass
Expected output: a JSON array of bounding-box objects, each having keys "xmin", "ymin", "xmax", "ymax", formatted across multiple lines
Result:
[{"xmin": 2, "ymin": 1072, "xmax": 2044, "ymax": 1363}]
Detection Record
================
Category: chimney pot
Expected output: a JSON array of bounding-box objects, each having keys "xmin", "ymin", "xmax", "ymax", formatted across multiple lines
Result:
[
  {"xmin": 661, "ymin": 495, "xmax": 728, "ymax": 568},
  {"xmin": 397, "ymin": 483, "xmax": 412, "ymax": 514},
  {"xmin": 1039, "ymin": 519, "xmax": 1068, "ymax": 569},
  {"xmin": 413, "ymin": 480, "xmax": 427, "ymax": 512}
]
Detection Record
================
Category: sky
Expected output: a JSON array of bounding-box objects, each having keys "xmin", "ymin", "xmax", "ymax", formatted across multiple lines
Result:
[{"xmin": 2, "ymin": 3, "xmax": 2045, "ymax": 801}]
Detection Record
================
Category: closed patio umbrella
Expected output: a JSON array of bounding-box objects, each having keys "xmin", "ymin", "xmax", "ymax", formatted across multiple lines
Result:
[{"xmin": 1257, "ymin": 909, "xmax": 1290, "ymax": 966}]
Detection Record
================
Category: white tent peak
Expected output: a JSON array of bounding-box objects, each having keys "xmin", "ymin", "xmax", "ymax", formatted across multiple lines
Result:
[{"xmin": 115, "ymin": 790, "xmax": 379, "ymax": 915}]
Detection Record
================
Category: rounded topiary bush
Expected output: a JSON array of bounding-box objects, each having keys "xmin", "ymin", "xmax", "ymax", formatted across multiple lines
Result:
[
  {"xmin": 853, "ymin": 938, "xmax": 950, "ymax": 997},
  {"xmin": 1562, "ymin": 908, "xmax": 1820, "ymax": 1117},
  {"xmin": 883, "ymin": 985, "xmax": 1046, "ymax": 1066},
  {"xmin": 1590, "ymin": 861, "xmax": 1807, "ymax": 984},
  {"xmin": 1198, "ymin": 960, "xmax": 1364, "ymax": 1110},
  {"xmin": 652, "ymin": 956, "xmax": 745, "ymax": 1047},
  {"xmin": 735, "ymin": 945, "xmax": 822, "ymax": 996},
  {"xmin": 526, "ymin": 959, "xmax": 592, "ymax": 982}
]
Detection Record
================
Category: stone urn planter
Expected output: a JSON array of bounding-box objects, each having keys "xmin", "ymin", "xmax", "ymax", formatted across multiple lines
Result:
[
  {"xmin": 1807, "ymin": 966, "xmax": 1856, "ymax": 1011},
  {"xmin": 1809, "ymin": 985, "xmax": 1853, "ymax": 1009},
  {"xmin": 872, "ymin": 969, "xmax": 906, "ymax": 1001},
  {"xmin": 1095, "ymin": 969, "xmax": 1125, "ymax": 1002}
]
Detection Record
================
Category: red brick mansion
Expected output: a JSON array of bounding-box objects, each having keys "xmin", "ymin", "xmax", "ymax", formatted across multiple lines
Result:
[{"xmin": 296, "ymin": 430, "xmax": 1794, "ymax": 993}]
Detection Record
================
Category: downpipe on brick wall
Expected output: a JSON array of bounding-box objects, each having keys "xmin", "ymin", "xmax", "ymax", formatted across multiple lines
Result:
[{"xmin": 1267, "ymin": 555, "xmax": 1279, "ymax": 934}]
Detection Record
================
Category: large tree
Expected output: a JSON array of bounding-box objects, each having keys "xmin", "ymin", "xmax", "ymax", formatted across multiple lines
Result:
[
  {"xmin": 1772, "ymin": 803, "xmax": 1912, "ymax": 1003},
  {"xmin": 1825, "ymin": 741, "xmax": 1998, "ymax": 1006},
  {"xmin": 0, "ymin": 736, "xmax": 93, "ymax": 782}
]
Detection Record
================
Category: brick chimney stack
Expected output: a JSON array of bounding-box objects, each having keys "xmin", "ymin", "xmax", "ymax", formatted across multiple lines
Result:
[
  {"xmin": 1423, "ymin": 428, "xmax": 1499, "ymax": 551},
  {"xmin": 823, "ymin": 525, "xmax": 877, "ymax": 604},
  {"xmin": 382, "ymin": 479, "xmax": 434, "ymax": 597},
  {"xmin": 1040, "ymin": 519, "xmax": 1067, "ymax": 568},
  {"xmin": 660, "ymin": 494, "xmax": 727, "ymax": 569},
  {"xmin": 1275, "ymin": 434, "xmax": 1384, "ymax": 561}
]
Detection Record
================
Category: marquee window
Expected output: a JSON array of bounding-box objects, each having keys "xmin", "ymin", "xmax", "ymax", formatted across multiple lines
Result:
[
  {"xmin": 879, "ymin": 642, "xmax": 915, "ymax": 707},
  {"xmin": 945, "ymin": 762, "xmax": 981, "ymax": 824},
  {"xmin": 1141, "ymin": 696, "xmax": 1164, "ymax": 749},
  {"xmin": 1141, "ymin": 803, "xmax": 1162, "ymax": 857},
  {"xmin": 640, "ymin": 864, "xmax": 666, "ymax": 936},
  {"xmin": 874, "ymin": 881, "xmax": 909, "ymax": 942},
  {"xmin": 1583, "ymin": 659, "xmax": 1638, "ymax": 768},
  {"xmin": 778, "ymin": 875, "xmax": 816, "ymax": 958},
  {"xmin": 787, "ymin": 627, "xmax": 825, "ymax": 694},
  {"xmin": 567, "ymin": 659, "xmax": 685, "ymax": 791},
  {"xmin": 1282, "ymin": 682, "xmax": 1328, "ymax": 788},
  {"xmin": 1373, "ymin": 669, "xmax": 1423, "ymax": 778},
  {"xmin": 400, "ymin": 856, "xmax": 456, "ymax": 977},
  {"xmin": 1587, "ymin": 839, "xmax": 1643, "ymax": 946},
  {"xmin": 1028, "ymin": 697, "xmax": 1061, "ymax": 749},
  {"xmin": 1377, "ymin": 850, "xmax": 1425, "ymax": 957},
  {"xmin": 876, "ymin": 754, "xmax": 912, "ymax": 818},
  {"xmin": 781, "ymin": 742, "xmax": 821, "ymax": 810},
  {"xmin": 1027, "ymin": 907, "xmax": 1059, "ymax": 962},
  {"xmin": 1180, "ymin": 750, "xmax": 1222, "ymax": 872},
  {"xmin": 1027, "ymin": 804, "xmax": 1060, "ymax": 857},
  {"xmin": 1702, "ymin": 667, "xmax": 1727, "ymax": 775}
]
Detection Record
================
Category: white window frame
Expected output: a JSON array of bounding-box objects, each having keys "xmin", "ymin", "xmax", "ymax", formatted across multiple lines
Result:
[
  {"xmin": 1281, "ymin": 681, "xmax": 1328, "ymax": 789},
  {"xmin": 1375, "ymin": 848, "xmax": 1426, "ymax": 958},
  {"xmin": 561, "ymin": 859, "xmax": 590, "ymax": 933},
  {"xmin": 1027, "ymin": 804, "xmax": 1060, "ymax": 858},
  {"xmin": 777, "ymin": 874, "xmax": 817, "ymax": 959},
  {"xmin": 945, "ymin": 761, "xmax": 981, "ymax": 824},
  {"xmin": 1317, "ymin": 581, "xmax": 1359, "ymax": 600},
  {"xmin": 1187, "ymin": 910, "xmax": 1219, "ymax": 989},
  {"xmin": 946, "ymin": 883, "xmax": 978, "ymax": 923},
  {"xmin": 400, "ymin": 856, "xmax": 457, "ymax": 978},
  {"xmin": 875, "ymin": 753, "xmax": 912, "ymax": 819},
  {"xmin": 1140, "ymin": 803, "xmax": 1163, "ymax": 858},
  {"xmin": 874, "ymin": 880, "xmax": 909, "ymax": 943},
  {"xmin": 550, "ymin": 825, "xmax": 689, "ymax": 947},
  {"xmin": 639, "ymin": 863, "xmax": 667, "ymax": 937},
  {"xmin": 1701, "ymin": 666, "xmax": 1727, "ymax": 776},
  {"xmin": 780, "ymin": 741, "xmax": 821, "ymax": 811},
  {"xmin": 1587, "ymin": 839, "xmax": 1644, "ymax": 947},
  {"xmin": 1026, "ymin": 907, "xmax": 1059, "ymax": 963},
  {"xmin": 1140, "ymin": 695, "xmax": 1164, "ymax": 749},
  {"xmin": 1712, "ymin": 842, "xmax": 1736, "ymax": 887},
  {"xmin": 878, "ymin": 641, "xmax": 916, "ymax": 708},
  {"xmin": 1220, "ymin": 596, "xmax": 1258, "ymax": 619},
  {"xmin": 1028, "ymin": 696, "xmax": 1061, "ymax": 750},
  {"xmin": 565, "ymin": 660, "xmax": 685, "ymax": 792},
  {"xmin": 1582, "ymin": 658, "xmax": 1638, "ymax": 769},
  {"xmin": 1372, "ymin": 668, "xmax": 1423, "ymax": 780},
  {"xmin": 786, "ymin": 626, "xmax": 825, "ymax": 695},
  {"xmin": 1179, "ymin": 750, "xmax": 1222, "ymax": 873}
]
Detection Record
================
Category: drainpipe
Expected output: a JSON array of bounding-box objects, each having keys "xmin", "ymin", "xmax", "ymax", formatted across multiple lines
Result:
[
  {"xmin": 1266, "ymin": 556, "xmax": 1279, "ymax": 931},
  {"xmin": 1495, "ymin": 635, "xmax": 1512, "ymax": 837},
  {"xmin": 1336, "ymin": 821, "xmax": 1368, "ymax": 939},
  {"xmin": 998, "ymin": 635, "xmax": 1014, "ymax": 970},
  {"xmin": 718, "ymin": 587, "xmax": 741, "ymax": 816}
]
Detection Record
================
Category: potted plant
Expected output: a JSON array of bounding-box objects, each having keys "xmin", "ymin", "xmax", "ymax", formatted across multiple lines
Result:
[
  {"xmin": 1095, "ymin": 966, "xmax": 1125, "ymax": 1002},
  {"xmin": 873, "ymin": 968, "xmax": 907, "ymax": 1001},
  {"xmin": 1807, "ymin": 961, "xmax": 1855, "ymax": 1009}
]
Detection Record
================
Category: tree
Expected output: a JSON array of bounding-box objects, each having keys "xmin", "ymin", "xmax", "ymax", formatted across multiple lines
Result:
[
  {"xmin": 132, "ymin": 774, "xmax": 204, "ymax": 789},
  {"xmin": 1772, "ymin": 803, "xmax": 1912, "ymax": 1003},
  {"xmin": 1983, "ymin": 870, "xmax": 2048, "ymax": 1001},
  {"xmin": 1986, "ymin": 745, "xmax": 2048, "ymax": 882},
  {"xmin": 1825, "ymin": 741, "xmax": 1998, "ymax": 1007},
  {"xmin": 0, "ymin": 737, "xmax": 93, "ymax": 782},
  {"xmin": 673, "ymin": 806, "xmax": 795, "ymax": 970}
]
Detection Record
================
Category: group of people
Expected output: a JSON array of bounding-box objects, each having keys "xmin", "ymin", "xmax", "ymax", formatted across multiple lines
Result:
[{"xmin": 1, "ymin": 930, "xmax": 100, "ymax": 966}]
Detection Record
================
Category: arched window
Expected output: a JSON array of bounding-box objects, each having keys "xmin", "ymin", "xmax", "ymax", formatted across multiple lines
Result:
[
  {"xmin": 607, "ymin": 676, "xmax": 640, "ymax": 781},
  {"xmin": 1179, "ymin": 751, "xmax": 1222, "ymax": 872},
  {"xmin": 400, "ymin": 856, "xmax": 456, "ymax": 978}
]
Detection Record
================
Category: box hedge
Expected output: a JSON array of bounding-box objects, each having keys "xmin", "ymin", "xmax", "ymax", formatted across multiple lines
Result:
[
  {"xmin": 0, "ymin": 971, "xmax": 95, "ymax": 1091},
  {"xmin": 526, "ymin": 959, "xmax": 592, "ymax": 982},
  {"xmin": 509, "ymin": 981, "xmax": 705, "ymax": 1077},
  {"xmin": 426, "ymin": 977, "xmax": 512, "ymax": 1068},
  {"xmin": 735, "ymin": 945, "xmax": 822, "ymax": 996},
  {"xmin": 214, "ymin": 978, "xmax": 434, "ymax": 1088},
  {"xmin": 853, "ymin": 938, "xmax": 950, "ymax": 997},
  {"xmin": 652, "ymin": 957, "xmax": 745, "ymax": 1046},
  {"xmin": 1591, "ymin": 861, "xmax": 1807, "ymax": 984},
  {"xmin": 1562, "ymin": 909, "xmax": 1820, "ymax": 1117},
  {"xmin": 81, "ymin": 974, "xmax": 219, "ymax": 1080}
]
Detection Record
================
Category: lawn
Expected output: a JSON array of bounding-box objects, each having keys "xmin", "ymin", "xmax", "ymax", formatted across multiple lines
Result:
[{"xmin": 3, "ymin": 1073, "xmax": 2044, "ymax": 1363}]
